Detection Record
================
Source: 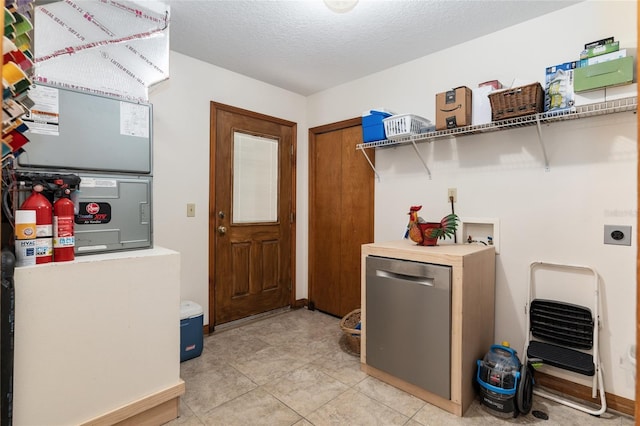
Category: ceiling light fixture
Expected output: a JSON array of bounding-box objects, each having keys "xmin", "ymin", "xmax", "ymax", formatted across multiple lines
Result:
[{"xmin": 323, "ymin": 0, "xmax": 359, "ymax": 13}]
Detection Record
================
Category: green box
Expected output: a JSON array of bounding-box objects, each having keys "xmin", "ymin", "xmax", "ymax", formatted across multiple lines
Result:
[
  {"xmin": 574, "ymin": 56, "xmax": 634, "ymax": 92},
  {"xmin": 580, "ymin": 41, "xmax": 619, "ymax": 59}
]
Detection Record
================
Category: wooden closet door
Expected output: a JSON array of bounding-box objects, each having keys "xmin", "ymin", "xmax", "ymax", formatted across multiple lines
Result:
[{"xmin": 309, "ymin": 119, "xmax": 375, "ymax": 317}]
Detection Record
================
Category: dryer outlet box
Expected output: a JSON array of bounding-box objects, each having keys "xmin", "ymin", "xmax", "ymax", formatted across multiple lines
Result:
[{"xmin": 604, "ymin": 225, "xmax": 631, "ymax": 246}]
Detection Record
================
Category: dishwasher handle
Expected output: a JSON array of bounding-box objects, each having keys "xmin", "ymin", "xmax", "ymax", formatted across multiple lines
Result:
[{"xmin": 376, "ymin": 269, "xmax": 435, "ymax": 287}]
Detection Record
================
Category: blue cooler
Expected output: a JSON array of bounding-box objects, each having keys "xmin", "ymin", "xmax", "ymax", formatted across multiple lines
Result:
[
  {"xmin": 180, "ymin": 300, "xmax": 203, "ymax": 362},
  {"xmin": 362, "ymin": 110, "xmax": 392, "ymax": 142}
]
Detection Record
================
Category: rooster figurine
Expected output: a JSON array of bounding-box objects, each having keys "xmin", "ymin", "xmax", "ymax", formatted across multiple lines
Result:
[
  {"xmin": 406, "ymin": 205, "xmax": 459, "ymax": 246},
  {"xmin": 406, "ymin": 205, "xmax": 426, "ymax": 243}
]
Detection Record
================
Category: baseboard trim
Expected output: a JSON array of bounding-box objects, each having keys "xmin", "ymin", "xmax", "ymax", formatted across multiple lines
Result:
[
  {"xmin": 293, "ymin": 298, "xmax": 308, "ymax": 309},
  {"xmin": 205, "ymin": 303, "xmax": 309, "ymax": 335},
  {"xmin": 535, "ymin": 371, "xmax": 634, "ymax": 417},
  {"xmin": 80, "ymin": 380, "xmax": 186, "ymax": 426}
]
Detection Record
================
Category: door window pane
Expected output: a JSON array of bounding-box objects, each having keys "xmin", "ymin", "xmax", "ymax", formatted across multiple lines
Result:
[{"xmin": 233, "ymin": 132, "xmax": 278, "ymax": 223}]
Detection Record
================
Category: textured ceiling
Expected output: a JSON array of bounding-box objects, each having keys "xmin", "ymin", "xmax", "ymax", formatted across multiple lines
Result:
[{"xmin": 167, "ymin": 1, "xmax": 581, "ymax": 96}]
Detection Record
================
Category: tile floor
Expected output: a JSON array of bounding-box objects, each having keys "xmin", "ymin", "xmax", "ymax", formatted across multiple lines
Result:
[{"xmin": 167, "ymin": 308, "xmax": 634, "ymax": 426}]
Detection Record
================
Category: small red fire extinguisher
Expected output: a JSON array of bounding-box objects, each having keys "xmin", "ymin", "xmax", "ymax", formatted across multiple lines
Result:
[
  {"xmin": 20, "ymin": 184, "xmax": 53, "ymax": 264},
  {"xmin": 53, "ymin": 184, "xmax": 75, "ymax": 262}
]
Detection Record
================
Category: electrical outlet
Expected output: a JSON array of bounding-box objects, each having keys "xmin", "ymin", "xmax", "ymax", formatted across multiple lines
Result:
[
  {"xmin": 448, "ymin": 188, "xmax": 457, "ymax": 203},
  {"xmin": 187, "ymin": 203, "xmax": 196, "ymax": 217},
  {"xmin": 604, "ymin": 225, "xmax": 631, "ymax": 246}
]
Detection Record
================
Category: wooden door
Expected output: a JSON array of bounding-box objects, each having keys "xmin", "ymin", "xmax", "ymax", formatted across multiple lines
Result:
[
  {"xmin": 309, "ymin": 118, "xmax": 375, "ymax": 317},
  {"xmin": 210, "ymin": 103, "xmax": 296, "ymax": 327},
  {"xmin": 636, "ymin": 10, "xmax": 639, "ymax": 417}
]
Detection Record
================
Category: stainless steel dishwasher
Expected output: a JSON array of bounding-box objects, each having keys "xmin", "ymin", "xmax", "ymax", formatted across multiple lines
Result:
[{"xmin": 366, "ymin": 255, "xmax": 452, "ymax": 399}]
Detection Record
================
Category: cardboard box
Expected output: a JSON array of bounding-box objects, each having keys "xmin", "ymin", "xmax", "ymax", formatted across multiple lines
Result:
[
  {"xmin": 570, "ymin": 83, "xmax": 635, "ymax": 106},
  {"xmin": 580, "ymin": 41, "xmax": 620, "ymax": 59},
  {"xmin": 574, "ymin": 56, "xmax": 634, "ymax": 92},
  {"xmin": 574, "ymin": 90, "xmax": 605, "ymax": 106},
  {"xmin": 478, "ymin": 80, "xmax": 503, "ymax": 90},
  {"xmin": 435, "ymin": 86, "xmax": 472, "ymax": 130},
  {"xmin": 544, "ymin": 61, "xmax": 576, "ymax": 113},
  {"xmin": 579, "ymin": 49, "xmax": 626, "ymax": 67},
  {"xmin": 605, "ymin": 82, "xmax": 637, "ymax": 101}
]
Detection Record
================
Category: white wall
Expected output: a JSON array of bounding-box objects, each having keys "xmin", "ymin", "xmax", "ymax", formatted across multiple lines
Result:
[
  {"xmin": 307, "ymin": 0, "xmax": 637, "ymax": 400},
  {"xmin": 150, "ymin": 0, "xmax": 636, "ymax": 399},
  {"xmin": 13, "ymin": 248, "xmax": 181, "ymax": 425},
  {"xmin": 150, "ymin": 52, "xmax": 309, "ymax": 324}
]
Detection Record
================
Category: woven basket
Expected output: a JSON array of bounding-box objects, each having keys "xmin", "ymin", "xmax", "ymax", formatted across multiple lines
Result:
[
  {"xmin": 488, "ymin": 82, "xmax": 544, "ymax": 121},
  {"xmin": 339, "ymin": 309, "xmax": 361, "ymax": 355}
]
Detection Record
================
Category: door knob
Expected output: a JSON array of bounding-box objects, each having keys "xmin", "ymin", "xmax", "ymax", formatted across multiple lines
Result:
[{"xmin": 217, "ymin": 226, "xmax": 227, "ymax": 235}]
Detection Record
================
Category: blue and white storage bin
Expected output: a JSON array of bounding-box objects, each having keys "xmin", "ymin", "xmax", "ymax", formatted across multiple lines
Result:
[
  {"xmin": 180, "ymin": 300, "xmax": 203, "ymax": 362},
  {"xmin": 362, "ymin": 110, "xmax": 392, "ymax": 142}
]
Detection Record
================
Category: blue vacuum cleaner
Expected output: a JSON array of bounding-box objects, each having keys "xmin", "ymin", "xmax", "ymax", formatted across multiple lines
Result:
[{"xmin": 476, "ymin": 342, "xmax": 533, "ymax": 418}]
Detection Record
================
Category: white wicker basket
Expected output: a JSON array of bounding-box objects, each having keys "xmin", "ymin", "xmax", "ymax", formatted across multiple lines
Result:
[{"xmin": 383, "ymin": 114, "xmax": 431, "ymax": 140}]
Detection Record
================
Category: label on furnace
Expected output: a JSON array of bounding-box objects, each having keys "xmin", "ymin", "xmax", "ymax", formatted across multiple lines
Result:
[{"xmin": 75, "ymin": 202, "xmax": 112, "ymax": 225}]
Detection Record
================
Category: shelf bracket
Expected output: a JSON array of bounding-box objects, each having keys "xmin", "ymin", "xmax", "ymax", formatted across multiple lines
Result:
[
  {"xmin": 535, "ymin": 115, "xmax": 550, "ymax": 172},
  {"xmin": 411, "ymin": 140, "xmax": 432, "ymax": 180},
  {"xmin": 357, "ymin": 145, "xmax": 380, "ymax": 181}
]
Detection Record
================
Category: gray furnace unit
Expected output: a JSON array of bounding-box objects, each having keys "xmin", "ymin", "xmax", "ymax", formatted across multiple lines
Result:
[{"xmin": 17, "ymin": 84, "xmax": 153, "ymax": 254}]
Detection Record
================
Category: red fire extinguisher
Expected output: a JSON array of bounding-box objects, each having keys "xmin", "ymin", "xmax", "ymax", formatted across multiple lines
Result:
[
  {"xmin": 53, "ymin": 185, "xmax": 75, "ymax": 262},
  {"xmin": 20, "ymin": 184, "xmax": 53, "ymax": 264}
]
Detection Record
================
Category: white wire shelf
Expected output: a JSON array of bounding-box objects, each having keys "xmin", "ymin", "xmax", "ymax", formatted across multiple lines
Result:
[
  {"xmin": 356, "ymin": 96, "xmax": 637, "ymax": 150},
  {"xmin": 356, "ymin": 96, "xmax": 637, "ymax": 179}
]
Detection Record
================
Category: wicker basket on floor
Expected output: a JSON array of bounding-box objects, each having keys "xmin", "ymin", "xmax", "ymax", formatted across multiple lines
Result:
[{"xmin": 340, "ymin": 309, "xmax": 361, "ymax": 355}]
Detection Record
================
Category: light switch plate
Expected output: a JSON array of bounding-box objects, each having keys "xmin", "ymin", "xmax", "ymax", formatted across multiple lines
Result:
[
  {"xmin": 604, "ymin": 225, "xmax": 631, "ymax": 246},
  {"xmin": 187, "ymin": 203, "xmax": 196, "ymax": 217}
]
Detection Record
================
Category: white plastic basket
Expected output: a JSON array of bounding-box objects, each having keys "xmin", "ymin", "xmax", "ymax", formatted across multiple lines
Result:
[{"xmin": 383, "ymin": 114, "xmax": 432, "ymax": 140}]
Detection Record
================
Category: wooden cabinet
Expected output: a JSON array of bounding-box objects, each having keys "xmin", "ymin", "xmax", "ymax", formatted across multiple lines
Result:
[
  {"xmin": 309, "ymin": 119, "xmax": 375, "ymax": 317},
  {"xmin": 360, "ymin": 240, "xmax": 495, "ymax": 417}
]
